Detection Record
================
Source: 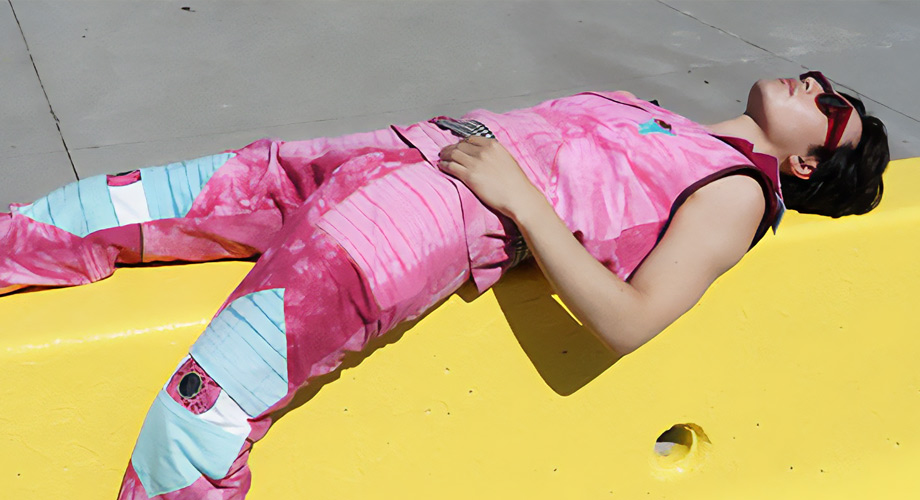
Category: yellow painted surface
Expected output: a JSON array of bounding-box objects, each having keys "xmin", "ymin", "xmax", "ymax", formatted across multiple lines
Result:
[{"xmin": 3, "ymin": 158, "xmax": 920, "ymax": 498}]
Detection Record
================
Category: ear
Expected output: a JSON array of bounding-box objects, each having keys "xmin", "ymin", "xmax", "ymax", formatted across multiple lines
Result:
[{"xmin": 783, "ymin": 155, "xmax": 818, "ymax": 180}]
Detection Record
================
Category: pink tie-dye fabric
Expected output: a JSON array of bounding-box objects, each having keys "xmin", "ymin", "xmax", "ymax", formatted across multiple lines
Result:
[
  {"xmin": 116, "ymin": 139, "xmax": 470, "ymax": 499},
  {"xmin": 0, "ymin": 130, "xmax": 413, "ymax": 294},
  {"xmin": 1, "ymin": 93, "xmax": 784, "ymax": 499},
  {"xmin": 2, "ymin": 92, "xmax": 779, "ymax": 300},
  {"xmin": 395, "ymin": 91, "xmax": 781, "ymax": 289}
]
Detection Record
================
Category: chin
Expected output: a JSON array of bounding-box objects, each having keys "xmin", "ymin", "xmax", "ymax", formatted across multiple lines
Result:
[
  {"xmin": 744, "ymin": 79, "xmax": 770, "ymax": 124},
  {"xmin": 746, "ymin": 78, "xmax": 789, "ymax": 128}
]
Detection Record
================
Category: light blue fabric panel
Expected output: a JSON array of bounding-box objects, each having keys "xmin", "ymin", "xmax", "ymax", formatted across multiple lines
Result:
[
  {"xmin": 206, "ymin": 313, "xmax": 286, "ymax": 378},
  {"xmin": 17, "ymin": 153, "xmax": 233, "ymax": 233},
  {"xmin": 236, "ymin": 288, "xmax": 286, "ymax": 356},
  {"xmin": 16, "ymin": 174, "xmax": 118, "ymax": 237},
  {"xmin": 78, "ymin": 175, "xmax": 120, "ymax": 233},
  {"xmin": 16, "ymin": 195, "xmax": 54, "ymax": 228},
  {"xmin": 141, "ymin": 165, "xmax": 175, "ymax": 220},
  {"xmin": 185, "ymin": 153, "xmax": 233, "ymax": 200},
  {"xmin": 772, "ymin": 197, "xmax": 786, "ymax": 234},
  {"xmin": 190, "ymin": 288, "xmax": 288, "ymax": 417},
  {"xmin": 131, "ymin": 391, "xmax": 248, "ymax": 497},
  {"xmin": 141, "ymin": 153, "xmax": 235, "ymax": 220},
  {"xmin": 165, "ymin": 162, "xmax": 196, "ymax": 218},
  {"xmin": 49, "ymin": 182, "xmax": 81, "ymax": 234}
]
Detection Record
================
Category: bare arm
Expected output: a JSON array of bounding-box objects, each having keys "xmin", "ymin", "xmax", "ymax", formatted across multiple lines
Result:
[{"xmin": 439, "ymin": 137, "xmax": 765, "ymax": 355}]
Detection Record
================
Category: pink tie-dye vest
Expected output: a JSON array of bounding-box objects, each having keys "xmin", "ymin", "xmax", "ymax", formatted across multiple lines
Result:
[{"xmin": 394, "ymin": 91, "xmax": 782, "ymax": 292}]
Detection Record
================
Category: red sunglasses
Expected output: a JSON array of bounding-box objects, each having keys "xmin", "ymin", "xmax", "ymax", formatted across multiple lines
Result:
[{"xmin": 799, "ymin": 71, "xmax": 854, "ymax": 151}]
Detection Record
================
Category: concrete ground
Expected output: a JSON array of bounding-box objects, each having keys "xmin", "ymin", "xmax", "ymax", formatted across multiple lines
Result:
[{"xmin": 2, "ymin": 1, "xmax": 919, "ymax": 208}]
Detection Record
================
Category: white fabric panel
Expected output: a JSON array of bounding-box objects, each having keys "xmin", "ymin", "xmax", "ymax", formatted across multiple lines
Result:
[
  {"xmin": 109, "ymin": 180, "xmax": 152, "ymax": 225},
  {"xmin": 199, "ymin": 391, "xmax": 251, "ymax": 438},
  {"xmin": 160, "ymin": 357, "xmax": 250, "ymax": 438}
]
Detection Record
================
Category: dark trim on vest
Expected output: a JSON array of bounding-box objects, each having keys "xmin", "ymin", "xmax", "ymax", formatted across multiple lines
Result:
[
  {"xmin": 390, "ymin": 125, "xmax": 422, "ymax": 157},
  {"xmin": 626, "ymin": 165, "xmax": 778, "ymax": 282},
  {"xmin": 579, "ymin": 91, "xmax": 650, "ymax": 113}
]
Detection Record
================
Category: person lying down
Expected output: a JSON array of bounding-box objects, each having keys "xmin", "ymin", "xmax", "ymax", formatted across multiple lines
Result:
[{"xmin": 0, "ymin": 71, "xmax": 889, "ymax": 498}]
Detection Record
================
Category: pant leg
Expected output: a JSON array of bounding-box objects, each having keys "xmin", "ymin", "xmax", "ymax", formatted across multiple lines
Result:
[
  {"xmin": 0, "ymin": 129, "xmax": 406, "ymax": 295},
  {"xmin": 118, "ymin": 226, "xmax": 377, "ymax": 499},
  {"xmin": 117, "ymin": 152, "xmax": 471, "ymax": 499}
]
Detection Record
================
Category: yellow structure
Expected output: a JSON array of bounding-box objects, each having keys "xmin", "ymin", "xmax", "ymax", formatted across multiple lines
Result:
[{"xmin": 3, "ymin": 159, "xmax": 919, "ymax": 498}]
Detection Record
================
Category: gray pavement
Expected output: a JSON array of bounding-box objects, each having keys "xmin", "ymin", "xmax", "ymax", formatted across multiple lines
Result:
[{"xmin": 2, "ymin": 0, "xmax": 919, "ymax": 208}]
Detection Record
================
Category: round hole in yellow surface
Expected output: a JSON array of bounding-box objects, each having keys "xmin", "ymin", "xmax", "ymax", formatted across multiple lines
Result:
[{"xmin": 652, "ymin": 423, "xmax": 711, "ymax": 477}]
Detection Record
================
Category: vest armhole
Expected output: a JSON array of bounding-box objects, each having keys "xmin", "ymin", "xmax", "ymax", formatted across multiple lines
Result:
[
  {"xmin": 625, "ymin": 165, "xmax": 776, "ymax": 283},
  {"xmin": 656, "ymin": 165, "xmax": 778, "ymax": 250}
]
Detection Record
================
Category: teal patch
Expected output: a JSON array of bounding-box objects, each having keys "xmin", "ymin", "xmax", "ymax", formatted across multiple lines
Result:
[
  {"xmin": 772, "ymin": 197, "xmax": 786, "ymax": 234},
  {"xmin": 141, "ymin": 152, "xmax": 236, "ymax": 219},
  {"xmin": 16, "ymin": 174, "xmax": 119, "ymax": 237},
  {"xmin": 190, "ymin": 288, "xmax": 288, "ymax": 417},
  {"xmin": 638, "ymin": 119, "xmax": 676, "ymax": 136},
  {"xmin": 131, "ymin": 391, "xmax": 248, "ymax": 496},
  {"xmin": 16, "ymin": 152, "xmax": 235, "ymax": 235}
]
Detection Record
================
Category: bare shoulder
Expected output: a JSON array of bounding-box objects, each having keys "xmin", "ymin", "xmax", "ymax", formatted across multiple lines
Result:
[
  {"xmin": 668, "ymin": 174, "xmax": 766, "ymax": 274},
  {"xmin": 611, "ymin": 90, "xmax": 637, "ymax": 99},
  {"xmin": 627, "ymin": 173, "xmax": 768, "ymax": 334},
  {"xmin": 684, "ymin": 174, "xmax": 765, "ymax": 222}
]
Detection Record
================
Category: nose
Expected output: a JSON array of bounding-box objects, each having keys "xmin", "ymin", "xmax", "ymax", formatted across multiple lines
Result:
[{"xmin": 802, "ymin": 76, "xmax": 820, "ymax": 95}]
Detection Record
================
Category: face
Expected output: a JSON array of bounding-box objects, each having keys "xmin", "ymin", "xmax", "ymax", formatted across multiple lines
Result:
[{"xmin": 746, "ymin": 72, "xmax": 863, "ymax": 174}]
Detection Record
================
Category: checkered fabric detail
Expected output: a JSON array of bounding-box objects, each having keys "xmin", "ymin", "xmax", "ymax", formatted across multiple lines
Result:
[
  {"xmin": 432, "ymin": 117, "xmax": 530, "ymax": 268},
  {"xmin": 433, "ymin": 118, "xmax": 496, "ymax": 139},
  {"xmin": 507, "ymin": 235, "xmax": 532, "ymax": 268}
]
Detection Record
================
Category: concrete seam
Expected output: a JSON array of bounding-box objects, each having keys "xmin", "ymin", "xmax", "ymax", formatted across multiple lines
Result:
[
  {"xmin": 655, "ymin": 0, "xmax": 920, "ymax": 125},
  {"xmin": 7, "ymin": 0, "xmax": 80, "ymax": 180},
  {"xmin": 842, "ymin": 91, "xmax": 920, "ymax": 125},
  {"xmin": 655, "ymin": 0, "xmax": 794, "ymax": 63}
]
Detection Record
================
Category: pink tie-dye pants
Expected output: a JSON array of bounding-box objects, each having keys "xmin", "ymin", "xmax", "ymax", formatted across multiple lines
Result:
[{"xmin": 2, "ymin": 129, "xmax": 479, "ymax": 499}]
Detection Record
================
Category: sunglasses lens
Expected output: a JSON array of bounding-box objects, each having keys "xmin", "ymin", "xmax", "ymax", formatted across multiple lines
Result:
[
  {"xmin": 817, "ymin": 93, "xmax": 849, "ymax": 110},
  {"xmin": 800, "ymin": 71, "xmax": 834, "ymax": 93},
  {"xmin": 799, "ymin": 71, "xmax": 855, "ymax": 150},
  {"xmin": 814, "ymin": 75, "xmax": 833, "ymax": 93}
]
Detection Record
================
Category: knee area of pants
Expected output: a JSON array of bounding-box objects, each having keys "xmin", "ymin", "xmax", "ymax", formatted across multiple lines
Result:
[
  {"xmin": 165, "ymin": 357, "xmax": 221, "ymax": 415},
  {"xmin": 130, "ymin": 358, "xmax": 252, "ymax": 497}
]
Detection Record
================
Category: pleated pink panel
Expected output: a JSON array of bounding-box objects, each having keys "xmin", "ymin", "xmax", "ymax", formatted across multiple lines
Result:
[{"xmin": 316, "ymin": 161, "xmax": 469, "ymax": 333}]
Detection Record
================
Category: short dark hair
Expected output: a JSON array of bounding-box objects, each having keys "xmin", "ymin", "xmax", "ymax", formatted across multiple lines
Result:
[{"xmin": 780, "ymin": 92, "xmax": 890, "ymax": 218}]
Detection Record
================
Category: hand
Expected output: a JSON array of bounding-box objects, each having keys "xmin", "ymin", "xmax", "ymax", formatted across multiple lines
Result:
[{"xmin": 437, "ymin": 136, "xmax": 546, "ymax": 220}]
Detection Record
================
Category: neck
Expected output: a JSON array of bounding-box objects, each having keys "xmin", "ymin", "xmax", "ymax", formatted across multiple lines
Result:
[{"xmin": 705, "ymin": 114, "xmax": 783, "ymax": 161}]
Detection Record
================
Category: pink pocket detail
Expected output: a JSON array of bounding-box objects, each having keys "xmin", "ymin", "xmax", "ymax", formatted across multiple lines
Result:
[
  {"xmin": 106, "ymin": 170, "xmax": 142, "ymax": 187},
  {"xmin": 165, "ymin": 358, "xmax": 221, "ymax": 415}
]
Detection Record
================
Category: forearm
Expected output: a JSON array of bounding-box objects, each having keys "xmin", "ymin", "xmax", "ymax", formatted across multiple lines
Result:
[
  {"xmin": 510, "ymin": 197, "xmax": 655, "ymax": 354},
  {"xmin": 434, "ymin": 137, "xmax": 745, "ymax": 354}
]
